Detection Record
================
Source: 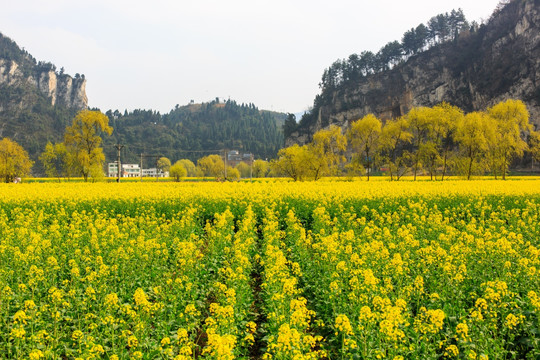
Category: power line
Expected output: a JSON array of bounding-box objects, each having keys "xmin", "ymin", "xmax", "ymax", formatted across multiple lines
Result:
[
  {"xmin": 105, "ymin": 140, "xmax": 258, "ymax": 154},
  {"xmin": 104, "ymin": 144, "xmax": 224, "ymax": 154}
]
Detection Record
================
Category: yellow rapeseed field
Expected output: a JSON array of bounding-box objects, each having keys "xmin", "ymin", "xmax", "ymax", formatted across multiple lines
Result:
[
  {"xmin": 0, "ymin": 179, "xmax": 538, "ymax": 359},
  {"xmin": 3, "ymin": 177, "xmax": 540, "ymax": 202}
]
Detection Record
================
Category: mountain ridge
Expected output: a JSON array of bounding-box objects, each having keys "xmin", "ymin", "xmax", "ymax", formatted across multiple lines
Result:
[
  {"xmin": 0, "ymin": 32, "xmax": 285, "ymax": 175},
  {"xmin": 287, "ymin": 0, "xmax": 540, "ymax": 146},
  {"xmin": 0, "ymin": 33, "xmax": 88, "ymax": 110},
  {"xmin": 102, "ymin": 99, "xmax": 285, "ymax": 166}
]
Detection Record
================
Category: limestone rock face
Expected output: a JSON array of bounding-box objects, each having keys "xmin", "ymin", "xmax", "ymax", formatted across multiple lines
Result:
[
  {"xmin": 0, "ymin": 60, "xmax": 22, "ymax": 85},
  {"xmin": 0, "ymin": 58, "xmax": 87, "ymax": 110},
  {"xmin": 287, "ymin": 0, "xmax": 540, "ymax": 146}
]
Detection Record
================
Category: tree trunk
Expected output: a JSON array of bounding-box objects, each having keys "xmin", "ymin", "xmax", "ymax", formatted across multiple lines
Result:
[
  {"xmin": 467, "ymin": 147, "xmax": 473, "ymax": 180},
  {"xmin": 442, "ymin": 156, "xmax": 447, "ymax": 180},
  {"xmin": 366, "ymin": 148, "xmax": 370, "ymax": 181},
  {"xmin": 413, "ymin": 135, "xmax": 421, "ymax": 181},
  {"xmin": 413, "ymin": 155, "xmax": 418, "ymax": 181},
  {"xmin": 390, "ymin": 149, "xmax": 396, "ymax": 181},
  {"xmin": 441, "ymin": 145, "xmax": 449, "ymax": 181},
  {"xmin": 502, "ymin": 152, "xmax": 507, "ymax": 180}
]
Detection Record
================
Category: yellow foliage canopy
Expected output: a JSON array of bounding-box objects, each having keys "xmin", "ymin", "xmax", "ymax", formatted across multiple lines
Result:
[
  {"xmin": 0, "ymin": 138, "xmax": 33, "ymax": 183},
  {"xmin": 64, "ymin": 110, "xmax": 113, "ymax": 182}
]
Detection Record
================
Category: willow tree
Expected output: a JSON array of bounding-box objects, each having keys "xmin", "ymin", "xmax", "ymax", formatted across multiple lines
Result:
[
  {"xmin": 157, "ymin": 157, "xmax": 171, "ymax": 174},
  {"xmin": 0, "ymin": 138, "xmax": 33, "ymax": 183},
  {"xmin": 487, "ymin": 100, "xmax": 531, "ymax": 179},
  {"xmin": 178, "ymin": 159, "xmax": 198, "ymax": 177},
  {"xmin": 64, "ymin": 110, "xmax": 113, "ymax": 182},
  {"xmin": 347, "ymin": 114, "xmax": 382, "ymax": 181},
  {"xmin": 252, "ymin": 159, "xmax": 269, "ymax": 178},
  {"xmin": 454, "ymin": 112, "xmax": 493, "ymax": 179},
  {"xmin": 235, "ymin": 161, "xmax": 250, "ymax": 178},
  {"xmin": 39, "ymin": 142, "xmax": 76, "ymax": 181},
  {"xmin": 530, "ymin": 131, "xmax": 540, "ymax": 164},
  {"xmin": 407, "ymin": 107, "xmax": 433, "ymax": 180},
  {"xmin": 408, "ymin": 103, "xmax": 461, "ymax": 181},
  {"xmin": 197, "ymin": 154, "xmax": 225, "ymax": 179},
  {"xmin": 380, "ymin": 116, "xmax": 412, "ymax": 180},
  {"xmin": 169, "ymin": 160, "xmax": 187, "ymax": 182},
  {"xmin": 270, "ymin": 144, "xmax": 311, "ymax": 181},
  {"xmin": 431, "ymin": 102, "xmax": 462, "ymax": 180},
  {"xmin": 307, "ymin": 125, "xmax": 347, "ymax": 179}
]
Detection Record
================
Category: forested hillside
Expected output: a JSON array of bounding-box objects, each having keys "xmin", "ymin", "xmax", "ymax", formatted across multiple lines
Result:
[
  {"xmin": 288, "ymin": 0, "xmax": 540, "ymax": 146},
  {"xmin": 0, "ymin": 32, "xmax": 86, "ymax": 170},
  {"xmin": 0, "ymin": 32, "xmax": 285, "ymax": 175},
  {"xmin": 103, "ymin": 99, "xmax": 285, "ymax": 165}
]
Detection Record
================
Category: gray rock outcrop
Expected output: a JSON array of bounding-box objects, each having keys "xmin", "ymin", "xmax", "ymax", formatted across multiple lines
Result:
[
  {"xmin": 0, "ymin": 58, "xmax": 87, "ymax": 110},
  {"xmin": 288, "ymin": 0, "xmax": 540, "ymax": 146}
]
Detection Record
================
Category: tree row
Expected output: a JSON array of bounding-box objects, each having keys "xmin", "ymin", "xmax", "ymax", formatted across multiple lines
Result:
[
  {"xmin": 2, "ymin": 99, "xmax": 538, "ymax": 182},
  {"xmin": 272, "ymin": 100, "xmax": 540, "ymax": 181},
  {"xmin": 319, "ymin": 9, "xmax": 470, "ymax": 96}
]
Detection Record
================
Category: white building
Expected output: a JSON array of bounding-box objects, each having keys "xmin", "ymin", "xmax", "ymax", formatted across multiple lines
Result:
[
  {"xmin": 142, "ymin": 168, "xmax": 169, "ymax": 178},
  {"xmin": 108, "ymin": 163, "xmax": 168, "ymax": 178},
  {"xmin": 123, "ymin": 164, "xmax": 141, "ymax": 178},
  {"xmin": 108, "ymin": 163, "xmax": 141, "ymax": 178},
  {"xmin": 225, "ymin": 150, "xmax": 253, "ymax": 167},
  {"xmin": 108, "ymin": 162, "xmax": 121, "ymax": 177}
]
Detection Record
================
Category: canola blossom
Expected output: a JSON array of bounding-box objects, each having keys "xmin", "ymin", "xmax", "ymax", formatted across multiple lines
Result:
[{"xmin": 0, "ymin": 179, "xmax": 539, "ymax": 359}]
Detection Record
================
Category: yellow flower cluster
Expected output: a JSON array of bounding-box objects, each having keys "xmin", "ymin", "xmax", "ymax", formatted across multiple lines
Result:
[
  {"xmin": 504, "ymin": 313, "xmax": 524, "ymax": 330},
  {"xmin": 0, "ymin": 179, "xmax": 538, "ymax": 358},
  {"xmin": 263, "ymin": 208, "xmax": 326, "ymax": 360},
  {"xmin": 413, "ymin": 307, "xmax": 446, "ymax": 336},
  {"xmin": 276, "ymin": 188, "xmax": 538, "ymax": 359},
  {"xmin": 201, "ymin": 206, "xmax": 261, "ymax": 359},
  {"xmin": 335, "ymin": 314, "xmax": 354, "ymax": 336},
  {"xmin": 0, "ymin": 178, "xmax": 539, "ymax": 204}
]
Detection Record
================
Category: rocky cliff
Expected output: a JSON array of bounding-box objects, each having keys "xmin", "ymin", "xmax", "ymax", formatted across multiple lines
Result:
[
  {"xmin": 288, "ymin": 0, "xmax": 540, "ymax": 146},
  {"xmin": 0, "ymin": 58, "xmax": 87, "ymax": 111},
  {"xmin": 0, "ymin": 32, "xmax": 88, "ymax": 171}
]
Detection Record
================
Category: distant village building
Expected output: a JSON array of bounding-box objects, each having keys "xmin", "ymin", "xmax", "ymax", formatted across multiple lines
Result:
[
  {"xmin": 108, "ymin": 163, "xmax": 168, "ymax": 178},
  {"xmin": 142, "ymin": 168, "xmax": 169, "ymax": 178},
  {"xmin": 225, "ymin": 150, "xmax": 253, "ymax": 167}
]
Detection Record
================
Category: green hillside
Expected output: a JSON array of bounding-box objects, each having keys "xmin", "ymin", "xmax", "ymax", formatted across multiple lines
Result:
[
  {"xmin": 103, "ymin": 99, "xmax": 285, "ymax": 166},
  {"xmin": 0, "ymin": 32, "xmax": 285, "ymax": 175}
]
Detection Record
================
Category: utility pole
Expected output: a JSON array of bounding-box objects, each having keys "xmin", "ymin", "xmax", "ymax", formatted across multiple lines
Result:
[
  {"xmin": 224, "ymin": 148, "xmax": 228, "ymax": 181},
  {"xmin": 250, "ymin": 154, "xmax": 253, "ymax": 182},
  {"xmin": 140, "ymin": 153, "xmax": 143, "ymax": 182},
  {"xmin": 139, "ymin": 154, "xmax": 163, "ymax": 182},
  {"xmin": 114, "ymin": 144, "xmax": 124, "ymax": 183},
  {"xmin": 156, "ymin": 156, "xmax": 159, "ymax": 182}
]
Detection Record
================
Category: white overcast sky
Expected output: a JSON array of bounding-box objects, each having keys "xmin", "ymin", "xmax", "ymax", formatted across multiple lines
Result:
[{"xmin": 1, "ymin": 0, "xmax": 502, "ymax": 114}]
